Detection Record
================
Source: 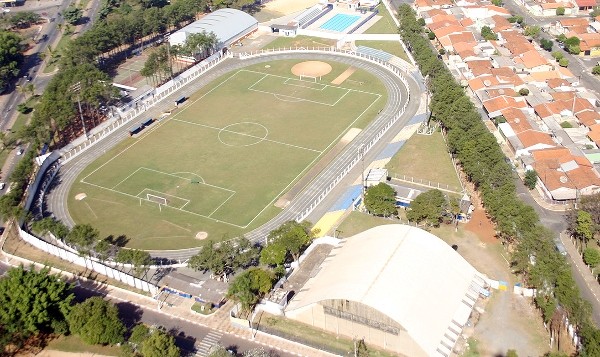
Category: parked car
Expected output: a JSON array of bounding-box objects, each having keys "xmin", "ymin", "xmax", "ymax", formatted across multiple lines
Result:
[
  {"xmin": 16, "ymin": 148, "xmax": 23, "ymax": 155},
  {"xmin": 0, "ymin": 183, "xmax": 5, "ymax": 190}
]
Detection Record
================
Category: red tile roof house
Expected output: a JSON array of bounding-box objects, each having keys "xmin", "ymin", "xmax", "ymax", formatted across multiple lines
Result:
[
  {"xmin": 569, "ymin": 0, "xmax": 597, "ymax": 12},
  {"xmin": 530, "ymin": 147, "xmax": 600, "ymax": 201},
  {"xmin": 482, "ymin": 95, "xmax": 528, "ymax": 118}
]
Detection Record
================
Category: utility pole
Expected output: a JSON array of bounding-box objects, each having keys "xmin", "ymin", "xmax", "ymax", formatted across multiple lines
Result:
[{"xmin": 70, "ymin": 81, "xmax": 88, "ymax": 139}]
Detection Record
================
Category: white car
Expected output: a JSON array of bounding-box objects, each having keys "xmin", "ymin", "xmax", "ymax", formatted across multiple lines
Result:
[
  {"xmin": 16, "ymin": 148, "xmax": 23, "ymax": 155},
  {"xmin": 2, "ymin": 8, "xmax": 10, "ymax": 13},
  {"xmin": 0, "ymin": 183, "xmax": 5, "ymax": 190}
]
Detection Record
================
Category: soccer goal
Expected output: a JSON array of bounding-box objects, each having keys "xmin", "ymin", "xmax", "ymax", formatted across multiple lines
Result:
[
  {"xmin": 147, "ymin": 193, "xmax": 168, "ymax": 206},
  {"xmin": 299, "ymin": 74, "xmax": 320, "ymax": 82}
]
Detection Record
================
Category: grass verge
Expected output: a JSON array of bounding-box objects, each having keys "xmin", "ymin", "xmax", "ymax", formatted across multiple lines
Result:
[
  {"xmin": 45, "ymin": 335, "xmax": 120, "ymax": 356},
  {"xmin": 259, "ymin": 313, "xmax": 398, "ymax": 357},
  {"xmin": 386, "ymin": 130, "xmax": 462, "ymax": 190},
  {"xmin": 363, "ymin": 4, "xmax": 398, "ymax": 34}
]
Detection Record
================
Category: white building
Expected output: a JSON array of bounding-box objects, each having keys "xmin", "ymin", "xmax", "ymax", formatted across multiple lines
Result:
[{"xmin": 285, "ymin": 224, "xmax": 486, "ymax": 357}]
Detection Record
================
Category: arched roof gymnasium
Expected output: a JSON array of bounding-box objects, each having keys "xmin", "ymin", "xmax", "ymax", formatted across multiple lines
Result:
[
  {"xmin": 169, "ymin": 9, "xmax": 258, "ymax": 48},
  {"xmin": 285, "ymin": 224, "xmax": 485, "ymax": 356}
]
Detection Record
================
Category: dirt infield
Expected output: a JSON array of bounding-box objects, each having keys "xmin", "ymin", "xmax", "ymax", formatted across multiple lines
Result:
[
  {"xmin": 331, "ymin": 67, "xmax": 356, "ymax": 85},
  {"xmin": 195, "ymin": 231, "xmax": 208, "ymax": 240},
  {"xmin": 291, "ymin": 61, "xmax": 332, "ymax": 77}
]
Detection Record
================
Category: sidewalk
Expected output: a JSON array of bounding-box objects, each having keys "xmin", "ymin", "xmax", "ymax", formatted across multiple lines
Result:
[{"xmin": 559, "ymin": 232, "xmax": 600, "ymax": 305}]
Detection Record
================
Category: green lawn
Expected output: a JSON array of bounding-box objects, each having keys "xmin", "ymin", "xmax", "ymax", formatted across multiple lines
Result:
[
  {"xmin": 264, "ymin": 35, "xmax": 337, "ymax": 49},
  {"xmin": 260, "ymin": 313, "xmax": 398, "ymax": 357},
  {"xmin": 355, "ymin": 40, "xmax": 409, "ymax": 61},
  {"xmin": 386, "ymin": 130, "xmax": 462, "ymax": 190},
  {"xmin": 69, "ymin": 59, "xmax": 386, "ymax": 249},
  {"xmin": 337, "ymin": 211, "xmax": 399, "ymax": 238},
  {"xmin": 363, "ymin": 4, "xmax": 398, "ymax": 34},
  {"xmin": 46, "ymin": 335, "xmax": 120, "ymax": 356}
]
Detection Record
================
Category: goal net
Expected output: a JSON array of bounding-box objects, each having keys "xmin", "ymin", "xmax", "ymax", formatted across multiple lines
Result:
[
  {"xmin": 299, "ymin": 74, "xmax": 319, "ymax": 82},
  {"xmin": 147, "ymin": 193, "xmax": 168, "ymax": 206}
]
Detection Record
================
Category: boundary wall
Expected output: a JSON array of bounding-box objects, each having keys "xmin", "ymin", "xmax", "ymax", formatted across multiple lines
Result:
[{"xmin": 15, "ymin": 226, "xmax": 158, "ymax": 294}]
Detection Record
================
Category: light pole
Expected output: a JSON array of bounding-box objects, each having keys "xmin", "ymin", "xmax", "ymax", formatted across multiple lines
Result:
[{"xmin": 70, "ymin": 81, "xmax": 88, "ymax": 139}]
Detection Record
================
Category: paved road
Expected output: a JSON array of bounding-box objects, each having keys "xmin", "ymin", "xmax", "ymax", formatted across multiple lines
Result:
[
  {"xmin": 47, "ymin": 52, "xmax": 420, "ymax": 261},
  {"xmin": 72, "ymin": 285, "xmax": 294, "ymax": 357}
]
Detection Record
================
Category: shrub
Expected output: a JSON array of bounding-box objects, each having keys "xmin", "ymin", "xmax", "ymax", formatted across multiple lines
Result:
[
  {"xmin": 556, "ymin": 7, "xmax": 565, "ymax": 15},
  {"xmin": 552, "ymin": 51, "xmax": 564, "ymax": 60},
  {"xmin": 560, "ymin": 121, "xmax": 573, "ymax": 128},
  {"xmin": 518, "ymin": 88, "xmax": 529, "ymax": 96},
  {"xmin": 559, "ymin": 58, "xmax": 569, "ymax": 67}
]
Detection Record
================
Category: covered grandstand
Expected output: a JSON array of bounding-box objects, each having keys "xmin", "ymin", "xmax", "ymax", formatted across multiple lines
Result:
[
  {"xmin": 285, "ymin": 225, "xmax": 486, "ymax": 357},
  {"xmin": 169, "ymin": 9, "xmax": 258, "ymax": 50}
]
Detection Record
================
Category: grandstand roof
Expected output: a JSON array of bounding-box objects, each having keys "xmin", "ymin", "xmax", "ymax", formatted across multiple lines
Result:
[
  {"xmin": 169, "ymin": 9, "xmax": 257, "ymax": 47},
  {"xmin": 286, "ymin": 224, "xmax": 482, "ymax": 357}
]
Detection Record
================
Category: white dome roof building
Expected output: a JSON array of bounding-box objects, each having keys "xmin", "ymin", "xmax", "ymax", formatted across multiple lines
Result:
[
  {"xmin": 169, "ymin": 9, "xmax": 258, "ymax": 50},
  {"xmin": 285, "ymin": 225, "xmax": 486, "ymax": 357}
]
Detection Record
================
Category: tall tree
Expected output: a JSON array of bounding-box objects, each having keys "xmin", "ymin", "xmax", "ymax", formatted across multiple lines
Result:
[
  {"xmin": 575, "ymin": 210, "xmax": 594, "ymax": 249},
  {"xmin": 188, "ymin": 237, "xmax": 259, "ymax": 277},
  {"xmin": 66, "ymin": 224, "xmax": 99, "ymax": 251},
  {"xmin": 140, "ymin": 329, "xmax": 180, "ymax": 357},
  {"xmin": 406, "ymin": 189, "xmax": 447, "ymax": 226},
  {"xmin": 364, "ymin": 183, "xmax": 397, "ymax": 217},
  {"xmin": 67, "ymin": 296, "xmax": 125, "ymax": 345},
  {"xmin": 227, "ymin": 268, "xmax": 274, "ymax": 313},
  {"xmin": 0, "ymin": 266, "xmax": 73, "ymax": 345},
  {"xmin": 0, "ymin": 31, "xmax": 23, "ymax": 91},
  {"xmin": 267, "ymin": 221, "xmax": 315, "ymax": 262}
]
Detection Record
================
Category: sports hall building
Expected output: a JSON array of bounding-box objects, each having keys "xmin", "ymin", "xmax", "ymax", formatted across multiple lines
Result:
[
  {"xmin": 169, "ymin": 8, "xmax": 258, "ymax": 51},
  {"xmin": 285, "ymin": 225, "xmax": 486, "ymax": 357}
]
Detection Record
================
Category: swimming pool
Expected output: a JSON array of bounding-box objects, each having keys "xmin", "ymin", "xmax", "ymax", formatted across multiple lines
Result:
[{"xmin": 319, "ymin": 13, "xmax": 361, "ymax": 32}]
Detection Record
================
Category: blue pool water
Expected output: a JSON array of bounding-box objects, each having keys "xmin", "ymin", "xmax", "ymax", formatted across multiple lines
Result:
[{"xmin": 319, "ymin": 14, "xmax": 361, "ymax": 32}]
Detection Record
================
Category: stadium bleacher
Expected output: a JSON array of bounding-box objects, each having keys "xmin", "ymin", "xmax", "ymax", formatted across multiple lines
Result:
[
  {"xmin": 356, "ymin": 46, "xmax": 394, "ymax": 62},
  {"xmin": 296, "ymin": 5, "xmax": 326, "ymax": 28}
]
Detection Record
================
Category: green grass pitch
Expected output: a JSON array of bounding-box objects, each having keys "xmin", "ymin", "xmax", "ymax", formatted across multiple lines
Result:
[{"xmin": 68, "ymin": 59, "xmax": 387, "ymax": 249}]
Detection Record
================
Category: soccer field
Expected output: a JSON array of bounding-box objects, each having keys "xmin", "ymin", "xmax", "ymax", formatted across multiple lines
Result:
[{"xmin": 68, "ymin": 60, "xmax": 387, "ymax": 249}]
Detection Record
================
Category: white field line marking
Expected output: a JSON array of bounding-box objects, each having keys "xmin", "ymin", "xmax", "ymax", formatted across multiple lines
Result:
[
  {"xmin": 84, "ymin": 201, "xmax": 98, "ymax": 219},
  {"xmin": 248, "ymin": 87, "xmax": 337, "ymax": 107},
  {"xmin": 111, "ymin": 167, "xmax": 143, "ymax": 189},
  {"xmin": 172, "ymin": 119, "xmax": 323, "ymax": 154},
  {"xmin": 331, "ymin": 89, "xmax": 351, "ymax": 106},
  {"xmin": 81, "ymin": 70, "xmax": 242, "ymax": 185},
  {"xmin": 247, "ymin": 73, "xmax": 269, "ymax": 90},
  {"xmin": 208, "ymin": 191, "xmax": 236, "ymax": 218},
  {"xmin": 240, "ymin": 69, "xmax": 382, "ymax": 97},
  {"xmin": 140, "ymin": 167, "xmax": 236, "ymax": 193},
  {"xmin": 283, "ymin": 78, "xmax": 326, "ymax": 91}
]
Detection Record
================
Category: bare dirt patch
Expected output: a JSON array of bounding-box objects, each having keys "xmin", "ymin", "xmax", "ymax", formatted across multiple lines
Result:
[
  {"xmin": 274, "ymin": 197, "xmax": 290, "ymax": 209},
  {"xmin": 331, "ymin": 67, "xmax": 356, "ymax": 85},
  {"xmin": 263, "ymin": 0, "xmax": 320, "ymax": 15},
  {"xmin": 291, "ymin": 61, "xmax": 332, "ymax": 78},
  {"xmin": 75, "ymin": 193, "xmax": 87, "ymax": 201},
  {"xmin": 195, "ymin": 231, "xmax": 208, "ymax": 240},
  {"xmin": 465, "ymin": 208, "xmax": 497, "ymax": 244},
  {"xmin": 340, "ymin": 128, "xmax": 361, "ymax": 144}
]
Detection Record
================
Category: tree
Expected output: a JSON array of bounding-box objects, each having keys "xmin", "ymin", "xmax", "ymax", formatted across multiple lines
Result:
[
  {"xmin": 267, "ymin": 221, "xmax": 315, "ymax": 262},
  {"xmin": 67, "ymin": 297, "xmax": 125, "ymax": 345},
  {"xmin": 583, "ymin": 248, "xmax": 600, "ymax": 269},
  {"xmin": 540, "ymin": 38, "xmax": 553, "ymax": 52},
  {"xmin": 567, "ymin": 45, "xmax": 580, "ymax": 55},
  {"xmin": 243, "ymin": 347, "xmax": 277, "ymax": 357},
  {"xmin": 63, "ymin": 6, "xmax": 83, "ymax": 25},
  {"xmin": 406, "ymin": 189, "xmax": 447, "ymax": 227},
  {"xmin": 66, "ymin": 224, "xmax": 99, "ymax": 251},
  {"xmin": 356, "ymin": 338, "xmax": 369, "ymax": 357},
  {"xmin": 524, "ymin": 25, "xmax": 540, "ymax": 38},
  {"xmin": 364, "ymin": 183, "xmax": 397, "ymax": 217},
  {"xmin": 480, "ymin": 26, "xmax": 498, "ymax": 41},
  {"xmin": 524, "ymin": 170, "xmax": 538, "ymax": 189},
  {"xmin": 575, "ymin": 210, "xmax": 594, "ymax": 248},
  {"xmin": 227, "ymin": 268, "xmax": 274, "ymax": 313},
  {"xmin": 518, "ymin": 88, "xmax": 530, "ymax": 96},
  {"xmin": 208, "ymin": 345, "xmax": 233, "ymax": 357},
  {"xmin": 427, "ymin": 31, "xmax": 435, "ymax": 40},
  {"xmin": 140, "ymin": 328, "xmax": 180, "ymax": 357},
  {"xmin": 552, "ymin": 51, "xmax": 564, "ymax": 61},
  {"xmin": 0, "ymin": 31, "xmax": 23, "ymax": 91},
  {"xmin": 593, "ymin": 65, "xmax": 600, "ymax": 76},
  {"xmin": 129, "ymin": 324, "xmax": 150, "ymax": 345},
  {"xmin": 556, "ymin": 6, "xmax": 565, "ymax": 15},
  {"xmin": 0, "ymin": 265, "xmax": 73, "ymax": 345},
  {"xmin": 506, "ymin": 350, "xmax": 518, "ymax": 357},
  {"xmin": 559, "ymin": 58, "xmax": 569, "ymax": 67},
  {"xmin": 189, "ymin": 237, "xmax": 259, "ymax": 277},
  {"xmin": 8, "ymin": 11, "xmax": 41, "ymax": 29},
  {"xmin": 260, "ymin": 242, "xmax": 287, "ymax": 267}
]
